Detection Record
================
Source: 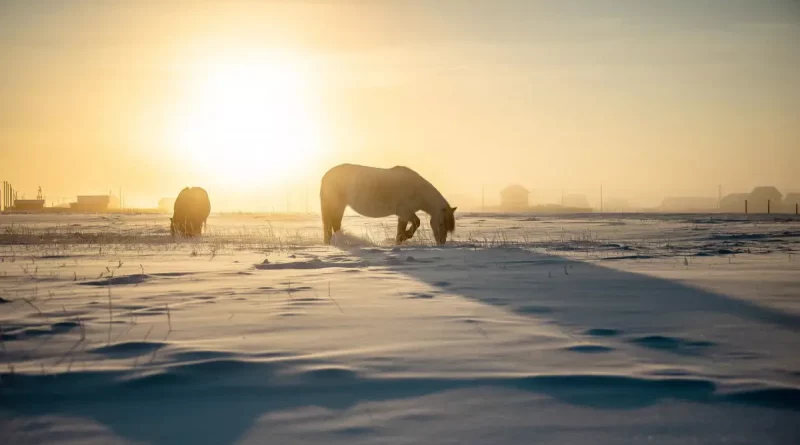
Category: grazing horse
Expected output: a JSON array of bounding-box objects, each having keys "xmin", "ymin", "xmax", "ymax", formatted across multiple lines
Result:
[
  {"xmin": 320, "ymin": 164, "xmax": 456, "ymax": 245},
  {"xmin": 170, "ymin": 187, "xmax": 211, "ymax": 237}
]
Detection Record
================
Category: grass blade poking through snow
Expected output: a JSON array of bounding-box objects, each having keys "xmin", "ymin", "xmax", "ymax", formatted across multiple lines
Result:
[
  {"xmin": 327, "ymin": 281, "xmax": 344, "ymax": 314},
  {"xmin": 107, "ymin": 271, "xmax": 114, "ymax": 345}
]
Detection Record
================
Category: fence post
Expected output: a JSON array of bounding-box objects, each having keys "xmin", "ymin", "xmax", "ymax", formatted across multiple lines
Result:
[
  {"xmin": 768, "ymin": 199, "xmax": 771, "ymax": 214},
  {"xmin": 745, "ymin": 200, "xmax": 748, "ymax": 214},
  {"xmin": 796, "ymin": 203, "xmax": 798, "ymax": 215}
]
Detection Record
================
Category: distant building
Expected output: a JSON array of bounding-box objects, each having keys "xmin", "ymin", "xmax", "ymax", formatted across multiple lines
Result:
[
  {"xmin": 12, "ymin": 199, "xmax": 45, "ymax": 211},
  {"xmin": 748, "ymin": 186, "xmax": 782, "ymax": 213},
  {"xmin": 69, "ymin": 195, "xmax": 118, "ymax": 212},
  {"xmin": 500, "ymin": 184, "xmax": 530, "ymax": 208},
  {"xmin": 660, "ymin": 197, "xmax": 718, "ymax": 212},
  {"xmin": 783, "ymin": 193, "xmax": 800, "ymax": 213},
  {"xmin": 719, "ymin": 193, "xmax": 748, "ymax": 212},
  {"xmin": 158, "ymin": 197, "xmax": 176, "ymax": 213}
]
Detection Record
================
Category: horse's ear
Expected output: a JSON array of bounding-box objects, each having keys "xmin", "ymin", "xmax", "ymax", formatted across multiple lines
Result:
[{"xmin": 450, "ymin": 207, "xmax": 457, "ymax": 213}]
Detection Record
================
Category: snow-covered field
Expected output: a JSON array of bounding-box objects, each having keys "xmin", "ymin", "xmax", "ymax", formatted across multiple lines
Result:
[{"xmin": 1, "ymin": 212, "xmax": 799, "ymax": 444}]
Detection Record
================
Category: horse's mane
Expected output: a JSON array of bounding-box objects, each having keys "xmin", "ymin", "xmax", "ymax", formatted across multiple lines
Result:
[
  {"xmin": 391, "ymin": 166, "xmax": 439, "ymax": 194},
  {"xmin": 444, "ymin": 210, "xmax": 455, "ymax": 233}
]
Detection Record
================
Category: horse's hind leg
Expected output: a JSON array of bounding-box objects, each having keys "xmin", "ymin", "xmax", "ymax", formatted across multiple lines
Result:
[
  {"xmin": 321, "ymin": 206, "xmax": 332, "ymax": 244},
  {"xmin": 322, "ymin": 199, "xmax": 346, "ymax": 244},
  {"xmin": 323, "ymin": 218, "xmax": 333, "ymax": 244}
]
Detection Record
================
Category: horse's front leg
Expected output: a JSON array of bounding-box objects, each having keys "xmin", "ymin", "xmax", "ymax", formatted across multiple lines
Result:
[
  {"xmin": 406, "ymin": 214, "xmax": 421, "ymax": 238},
  {"xmin": 396, "ymin": 218, "xmax": 411, "ymax": 244}
]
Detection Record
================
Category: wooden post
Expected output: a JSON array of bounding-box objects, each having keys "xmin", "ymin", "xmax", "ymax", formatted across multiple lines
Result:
[
  {"xmin": 796, "ymin": 203, "xmax": 798, "ymax": 215},
  {"xmin": 767, "ymin": 199, "xmax": 770, "ymax": 214},
  {"xmin": 745, "ymin": 199, "xmax": 748, "ymax": 214}
]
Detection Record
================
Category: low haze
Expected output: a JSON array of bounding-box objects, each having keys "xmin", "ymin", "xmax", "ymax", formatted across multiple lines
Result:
[{"xmin": 2, "ymin": 0, "xmax": 799, "ymax": 210}]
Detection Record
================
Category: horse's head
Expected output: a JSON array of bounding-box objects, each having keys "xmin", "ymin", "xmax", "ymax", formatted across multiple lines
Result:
[{"xmin": 431, "ymin": 206, "xmax": 457, "ymax": 245}]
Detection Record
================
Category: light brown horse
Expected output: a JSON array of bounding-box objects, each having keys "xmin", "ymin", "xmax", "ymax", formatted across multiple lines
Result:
[{"xmin": 320, "ymin": 164, "xmax": 456, "ymax": 245}]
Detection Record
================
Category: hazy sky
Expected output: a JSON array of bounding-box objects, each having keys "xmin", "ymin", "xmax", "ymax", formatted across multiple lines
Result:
[{"xmin": 2, "ymin": 0, "xmax": 799, "ymax": 210}]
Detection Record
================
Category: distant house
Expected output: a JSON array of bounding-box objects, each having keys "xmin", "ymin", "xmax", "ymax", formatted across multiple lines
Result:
[
  {"xmin": 660, "ymin": 197, "xmax": 718, "ymax": 212},
  {"xmin": 719, "ymin": 193, "xmax": 748, "ymax": 212},
  {"xmin": 500, "ymin": 185, "xmax": 530, "ymax": 208},
  {"xmin": 12, "ymin": 199, "xmax": 45, "ymax": 211},
  {"xmin": 783, "ymin": 193, "xmax": 800, "ymax": 213},
  {"xmin": 747, "ymin": 186, "xmax": 782, "ymax": 213},
  {"xmin": 70, "ymin": 195, "xmax": 117, "ymax": 212}
]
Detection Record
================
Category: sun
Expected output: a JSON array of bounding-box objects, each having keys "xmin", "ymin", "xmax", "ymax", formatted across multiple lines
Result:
[{"xmin": 172, "ymin": 53, "xmax": 322, "ymax": 186}]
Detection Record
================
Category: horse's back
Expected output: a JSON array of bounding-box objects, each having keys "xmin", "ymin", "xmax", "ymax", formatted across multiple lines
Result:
[
  {"xmin": 320, "ymin": 164, "xmax": 423, "ymax": 217},
  {"xmin": 174, "ymin": 187, "xmax": 210, "ymax": 221}
]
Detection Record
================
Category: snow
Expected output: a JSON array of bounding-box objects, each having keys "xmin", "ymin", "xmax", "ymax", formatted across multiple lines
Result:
[{"xmin": 1, "ymin": 212, "xmax": 799, "ymax": 444}]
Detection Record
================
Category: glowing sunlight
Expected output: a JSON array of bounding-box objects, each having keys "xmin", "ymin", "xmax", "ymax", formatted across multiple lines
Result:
[{"xmin": 172, "ymin": 54, "xmax": 322, "ymax": 186}]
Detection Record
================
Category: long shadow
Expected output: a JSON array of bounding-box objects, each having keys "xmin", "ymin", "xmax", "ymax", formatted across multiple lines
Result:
[
  {"xmin": 3, "ymin": 241, "xmax": 800, "ymax": 444},
  {"xmin": 346, "ymin": 244, "xmax": 800, "ymax": 334}
]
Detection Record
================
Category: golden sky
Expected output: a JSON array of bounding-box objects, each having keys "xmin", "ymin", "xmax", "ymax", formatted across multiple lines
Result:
[{"xmin": 2, "ymin": 0, "xmax": 799, "ymax": 210}]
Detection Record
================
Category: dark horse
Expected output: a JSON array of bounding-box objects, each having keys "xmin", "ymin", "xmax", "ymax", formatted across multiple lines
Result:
[{"xmin": 171, "ymin": 187, "xmax": 211, "ymax": 237}]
